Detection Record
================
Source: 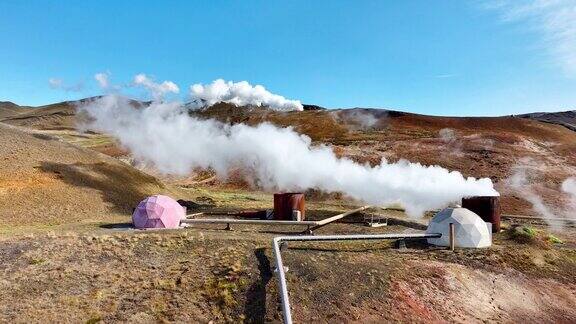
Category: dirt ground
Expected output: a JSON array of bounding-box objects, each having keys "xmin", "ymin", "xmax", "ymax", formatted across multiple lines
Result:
[
  {"xmin": 1, "ymin": 103, "xmax": 576, "ymax": 323},
  {"xmin": 0, "ymin": 214, "xmax": 575, "ymax": 323}
]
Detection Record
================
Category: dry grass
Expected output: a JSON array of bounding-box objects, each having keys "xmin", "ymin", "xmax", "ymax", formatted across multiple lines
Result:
[
  {"xmin": 0, "ymin": 222, "xmax": 575, "ymax": 323},
  {"xmin": 0, "ymin": 124, "xmax": 175, "ymax": 229},
  {"xmin": 2, "ymin": 102, "xmax": 576, "ymax": 322}
]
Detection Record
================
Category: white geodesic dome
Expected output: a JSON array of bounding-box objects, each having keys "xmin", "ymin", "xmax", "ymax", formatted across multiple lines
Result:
[{"xmin": 426, "ymin": 207, "xmax": 492, "ymax": 248}]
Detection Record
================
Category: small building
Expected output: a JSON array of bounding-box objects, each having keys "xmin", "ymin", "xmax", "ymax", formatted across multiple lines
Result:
[
  {"xmin": 132, "ymin": 195, "xmax": 186, "ymax": 229},
  {"xmin": 426, "ymin": 207, "xmax": 492, "ymax": 248}
]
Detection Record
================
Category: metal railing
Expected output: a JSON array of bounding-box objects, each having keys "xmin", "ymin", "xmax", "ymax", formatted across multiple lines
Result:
[
  {"xmin": 271, "ymin": 232, "xmax": 442, "ymax": 324},
  {"xmin": 180, "ymin": 206, "xmax": 372, "ymax": 233}
]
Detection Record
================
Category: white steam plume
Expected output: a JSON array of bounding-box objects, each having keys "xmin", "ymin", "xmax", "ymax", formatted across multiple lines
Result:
[
  {"xmin": 332, "ymin": 110, "xmax": 380, "ymax": 130},
  {"xmin": 78, "ymin": 95, "xmax": 497, "ymax": 217},
  {"xmin": 95, "ymin": 72, "xmax": 111, "ymax": 89},
  {"xmin": 562, "ymin": 177, "xmax": 576, "ymax": 216},
  {"xmin": 439, "ymin": 128, "xmax": 457, "ymax": 143},
  {"xmin": 190, "ymin": 79, "xmax": 303, "ymax": 111},
  {"xmin": 507, "ymin": 162, "xmax": 575, "ymax": 229},
  {"xmin": 133, "ymin": 74, "xmax": 179, "ymax": 99},
  {"xmin": 507, "ymin": 164, "xmax": 558, "ymax": 221}
]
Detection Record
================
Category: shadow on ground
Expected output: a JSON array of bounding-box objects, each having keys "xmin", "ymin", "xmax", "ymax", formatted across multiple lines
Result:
[
  {"xmin": 244, "ymin": 248, "xmax": 273, "ymax": 323},
  {"xmin": 99, "ymin": 223, "xmax": 133, "ymax": 230},
  {"xmin": 39, "ymin": 161, "xmax": 165, "ymax": 215}
]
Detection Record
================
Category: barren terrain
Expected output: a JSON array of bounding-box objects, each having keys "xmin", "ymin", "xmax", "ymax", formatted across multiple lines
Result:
[
  {"xmin": 0, "ymin": 221, "xmax": 575, "ymax": 323},
  {"xmin": 1, "ymin": 99, "xmax": 575, "ymax": 323},
  {"xmin": 0, "ymin": 123, "xmax": 170, "ymax": 231},
  {"xmin": 4, "ymin": 99, "xmax": 575, "ymax": 216}
]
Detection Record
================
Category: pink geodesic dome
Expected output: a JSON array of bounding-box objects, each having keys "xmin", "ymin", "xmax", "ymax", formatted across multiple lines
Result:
[{"xmin": 132, "ymin": 195, "xmax": 186, "ymax": 229}]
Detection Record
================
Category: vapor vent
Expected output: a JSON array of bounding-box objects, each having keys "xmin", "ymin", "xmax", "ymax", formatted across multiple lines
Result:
[
  {"xmin": 439, "ymin": 128, "xmax": 457, "ymax": 143},
  {"xmin": 562, "ymin": 177, "xmax": 576, "ymax": 214},
  {"xmin": 331, "ymin": 109, "xmax": 381, "ymax": 131},
  {"xmin": 507, "ymin": 161, "xmax": 575, "ymax": 229},
  {"xmin": 189, "ymin": 79, "xmax": 303, "ymax": 111},
  {"xmin": 78, "ymin": 94, "xmax": 498, "ymax": 217}
]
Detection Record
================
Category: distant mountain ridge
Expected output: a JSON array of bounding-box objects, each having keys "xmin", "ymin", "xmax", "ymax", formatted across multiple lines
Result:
[
  {"xmin": 0, "ymin": 101, "xmax": 31, "ymax": 119},
  {"xmin": 519, "ymin": 110, "xmax": 576, "ymax": 132},
  {"xmin": 1, "ymin": 97, "xmax": 575, "ymax": 132},
  {"xmin": 1, "ymin": 96, "xmax": 575, "ymax": 217}
]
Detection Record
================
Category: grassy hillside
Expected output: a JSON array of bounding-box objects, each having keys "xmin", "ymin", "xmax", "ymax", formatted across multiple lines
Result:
[
  {"xmin": 0, "ymin": 123, "xmax": 171, "ymax": 230},
  {"xmin": 3, "ymin": 99, "xmax": 576, "ymax": 216}
]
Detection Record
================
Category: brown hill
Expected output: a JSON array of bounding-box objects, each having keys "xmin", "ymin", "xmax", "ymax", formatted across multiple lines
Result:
[
  {"xmin": 1, "ymin": 100, "xmax": 78, "ymax": 130},
  {"xmin": 520, "ymin": 110, "xmax": 576, "ymax": 131},
  {"xmin": 1, "ymin": 100, "xmax": 576, "ymax": 323},
  {"xmin": 0, "ymin": 96, "xmax": 146, "ymax": 130},
  {"xmin": 0, "ymin": 101, "xmax": 31, "ymax": 119},
  {"xmin": 193, "ymin": 105, "xmax": 576, "ymax": 215},
  {"xmin": 3, "ymin": 99, "xmax": 576, "ymax": 216},
  {"xmin": 0, "ymin": 123, "xmax": 171, "ymax": 229}
]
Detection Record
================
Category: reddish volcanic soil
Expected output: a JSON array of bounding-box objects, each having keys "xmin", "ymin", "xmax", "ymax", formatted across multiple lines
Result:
[
  {"xmin": 191, "ymin": 105, "xmax": 576, "ymax": 216},
  {"xmin": 1, "ymin": 100, "xmax": 576, "ymax": 323},
  {"xmin": 2, "ymin": 100, "xmax": 575, "ymax": 216}
]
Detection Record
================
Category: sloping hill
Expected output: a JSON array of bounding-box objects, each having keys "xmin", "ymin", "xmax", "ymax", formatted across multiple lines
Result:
[
  {"xmin": 189, "ymin": 105, "xmax": 576, "ymax": 215},
  {"xmin": 0, "ymin": 101, "xmax": 31, "ymax": 119},
  {"xmin": 1, "ymin": 97, "xmax": 149, "ymax": 130},
  {"xmin": 0, "ymin": 123, "xmax": 170, "ymax": 229},
  {"xmin": 1, "ymin": 100, "xmax": 78, "ymax": 130},
  {"xmin": 520, "ymin": 110, "xmax": 576, "ymax": 131},
  {"xmin": 4, "ymin": 98, "xmax": 575, "ymax": 216}
]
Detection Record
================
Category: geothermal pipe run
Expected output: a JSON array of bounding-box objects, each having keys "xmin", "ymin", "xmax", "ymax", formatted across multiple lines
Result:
[
  {"xmin": 272, "ymin": 232, "xmax": 442, "ymax": 324},
  {"xmin": 180, "ymin": 205, "xmax": 372, "ymax": 232}
]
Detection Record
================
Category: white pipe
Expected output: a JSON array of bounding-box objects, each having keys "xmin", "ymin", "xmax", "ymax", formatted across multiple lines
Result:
[
  {"xmin": 449, "ymin": 223, "xmax": 455, "ymax": 251},
  {"xmin": 502, "ymin": 214, "xmax": 573, "ymax": 222},
  {"xmin": 315, "ymin": 206, "xmax": 371, "ymax": 225},
  {"xmin": 180, "ymin": 206, "xmax": 373, "ymax": 229},
  {"xmin": 272, "ymin": 232, "xmax": 442, "ymax": 324},
  {"xmin": 181, "ymin": 218, "xmax": 318, "ymax": 226}
]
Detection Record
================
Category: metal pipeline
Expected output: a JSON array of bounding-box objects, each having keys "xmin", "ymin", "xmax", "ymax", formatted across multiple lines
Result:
[
  {"xmin": 313, "ymin": 206, "xmax": 371, "ymax": 226},
  {"xmin": 181, "ymin": 218, "xmax": 318, "ymax": 226},
  {"xmin": 180, "ymin": 206, "xmax": 372, "ymax": 231},
  {"xmin": 272, "ymin": 232, "xmax": 442, "ymax": 324}
]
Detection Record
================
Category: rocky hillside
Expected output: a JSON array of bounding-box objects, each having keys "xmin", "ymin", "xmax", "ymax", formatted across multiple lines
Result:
[
  {"xmin": 520, "ymin": 110, "xmax": 576, "ymax": 131},
  {"xmin": 2, "ymin": 98, "xmax": 575, "ymax": 216}
]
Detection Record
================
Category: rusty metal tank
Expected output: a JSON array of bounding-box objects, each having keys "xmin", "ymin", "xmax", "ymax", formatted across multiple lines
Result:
[
  {"xmin": 273, "ymin": 193, "xmax": 305, "ymax": 221},
  {"xmin": 462, "ymin": 196, "xmax": 501, "ymax": 232}
]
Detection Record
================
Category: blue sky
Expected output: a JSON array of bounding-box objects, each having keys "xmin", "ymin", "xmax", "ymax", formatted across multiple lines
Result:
[{"xmin": 0, "ymin": 0, "xmax": 575, "ymax": 116}]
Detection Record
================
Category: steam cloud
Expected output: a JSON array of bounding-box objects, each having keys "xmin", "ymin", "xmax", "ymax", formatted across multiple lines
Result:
[
  {"xmin": 562, "ymin": 177, "xmax": 576, "ymax": 214},
  {"xmin": 507, "ymin": 162, "xmax": 576, "ymax": 229},
  {"xmin": 439, "ymin": 128, "xmax": 457, "ymax": 143},
  {"xmin": 332, "ymin": 110, "xmax": 380, "ymax": 130},
  {"xmin": 95, "ymin": 72, "xmax": 111, "ymax": 89},
  {"xmin": 78, "ymin": 93, "xmax": 498, "ymax": 217},
  {"xmin": 190, "ymin": 79, "xmax": 303, "ymax": 111},
  {"xmin": 133, "ymin": 74, "xmax": 180, "ymax": 98},
  {"xmin": 48, "ymin": 78, "xmax": 84, "ymax": 92}
]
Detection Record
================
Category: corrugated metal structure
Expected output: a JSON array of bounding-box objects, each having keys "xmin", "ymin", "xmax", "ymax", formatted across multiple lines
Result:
[
  {"xmin": 462, "ymin": 195, "xmax": 501, "ymax": 232},
  {"xmin": 273, "ymin": 192, "xmax": 305, "ymax": 221}
]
